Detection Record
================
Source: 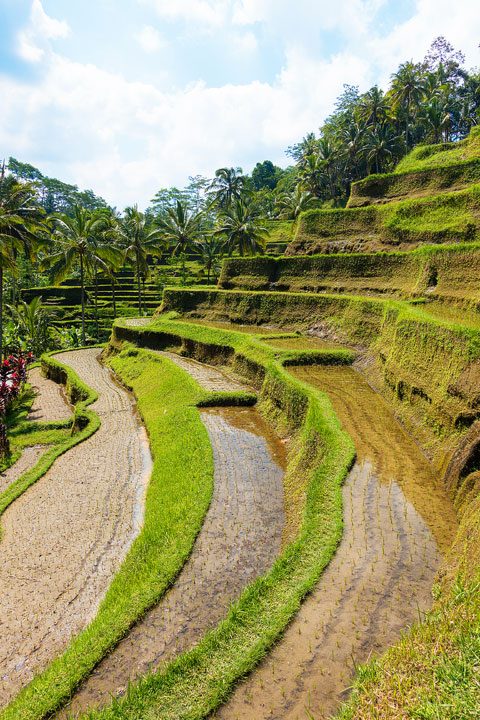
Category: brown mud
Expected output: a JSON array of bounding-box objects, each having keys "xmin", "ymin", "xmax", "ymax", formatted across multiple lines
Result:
[
  {"xmin": 0, "ymin": 349, "xmax": 151, "ymax": 708},
  {"xmin": 59, "ymin": 358, "xmax": 285, "ymax": 718},
  {"xmin": 215, "ymin": 365, "xmax": 457, "ymax": 720}
]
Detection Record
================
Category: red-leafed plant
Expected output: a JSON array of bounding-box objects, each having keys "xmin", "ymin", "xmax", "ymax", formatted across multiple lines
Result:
[{"xmin": 0, "ymin": 351, "xmax": 34, "ymax": 457}]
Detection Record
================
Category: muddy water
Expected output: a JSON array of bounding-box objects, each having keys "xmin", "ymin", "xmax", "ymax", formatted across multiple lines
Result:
[
  {"xmin": 59, "ymin": 404, "xmax": 286, "ymax": 718},
  {"xmin": 216, "ymin": 365, "xmax": 457, "ymax": 720}
]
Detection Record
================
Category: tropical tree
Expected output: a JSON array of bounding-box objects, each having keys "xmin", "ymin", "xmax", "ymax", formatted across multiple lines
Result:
[
  {"xmin": 157, "ymin": 200, "xmax": 203, "ymax": 255},
  {"xmin": 0, "ymin": 174, "xmax": 44, "ymax": 358},
  {"xmin": 215, "ymin": 200, "xmax": 267, "ymax": 256},
  {"xmin": 390, "ymin": 62, "xmax": 426, "ymax": 150},
  {"xmin": 7, "ymin": 296, "xmax": 53, "ymax": 356},
  {"xmin": 276, "ymin": 186, "xmax": 316, "ymax": 220},
  {"xmin": 119, "ymin": 205, "xmax": 164, "ymax": 314},
  {"xmin": 209, "ymin": 167, "xmax": 250, "ymax": 209},
  {"xmin": 357, "ymin": 86, "xmax": 391, "ymax": 130},
  {"xmin": 362, "ymin": 125, "xmax": 402, "ymax": 174},
  {"xmin": 44, "ymin": 206, "xmax": 113, "ymax": 344},
  {"xmin": 194, "ymin": 236, "xmax": 224, "ymax": 283}
]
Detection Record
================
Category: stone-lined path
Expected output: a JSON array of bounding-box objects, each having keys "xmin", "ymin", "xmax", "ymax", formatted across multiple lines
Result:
[
  {"xmin": 59, "ymin": 352, "xmax": 285, "ymax": 718},
  {"xmin": 0, "ymin": 349, "xmax": 151, "ymax": 708},
  {"xmin": 216, "ymin": 365, "xmax": 457, "ymax": 720}
]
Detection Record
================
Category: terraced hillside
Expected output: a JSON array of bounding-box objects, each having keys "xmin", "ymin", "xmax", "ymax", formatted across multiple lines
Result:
[
  {"xmin": 2, "ymin": 132, "xmax": 479, "ymax": 720},
  {"xmin": 287, "ymin": 127, "xmax": 480, "ymax": 255}
]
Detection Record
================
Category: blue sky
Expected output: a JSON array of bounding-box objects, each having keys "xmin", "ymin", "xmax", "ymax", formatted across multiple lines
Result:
[{"xmin": 0, "ymin": 0, "xmax": 479, "ymax": 209}]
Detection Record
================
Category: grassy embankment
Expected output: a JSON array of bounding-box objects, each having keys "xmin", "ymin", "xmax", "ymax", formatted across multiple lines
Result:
[
  {"xmin": 218, "ymin": 242, "xmax": 480, "ymax": 309},
  {"xmin": 289, "ymin": 183, "xmax": 480, "ymax": 255},
  {"xmin": 348, "ymin": 126, "xmax": 480, "ymax": 208}
]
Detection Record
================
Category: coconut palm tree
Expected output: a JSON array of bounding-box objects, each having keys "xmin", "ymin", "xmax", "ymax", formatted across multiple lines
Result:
[
  {"xmin": 119, "ymin": 205, "xmax": 164, "ymax": 314},
  {"xmin": 362, "ymin": 125, "xmax": 402, "ymax": 174},
  {"xmin": 215, "ymin": 200, "xmax": 267, "ymax": 256},
  {"xmin": 194, "ymin": 236, "xmax": 224, "ymax": 283},
  {"xmin": 157, "ymin": 200, "xmax": 203, "ymax": 255},
  {"xmin": 357, "ymin": 86, "xmax": 391, "ymax": 130},
  {"xmin": 209, "ymin": 167, "xmax": 250, "ymax": 209},
  {"xmin": 276, "ymin": 186, "xmax": 316, "ymax": 220},
  {"xmin": 44, "ymin": 206, "xmax": 114, "ymax": 344},
  {"xmin": 0, "ymin": 174, "xmax": 44, "ymax": 358},
  {"xmin": 390, "ymin": 62, "xmax": 426, "ymax": 150}
]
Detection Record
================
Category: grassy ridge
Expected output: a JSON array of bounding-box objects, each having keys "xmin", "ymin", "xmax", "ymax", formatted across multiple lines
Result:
[
  {"xmin": 218, "ymin": 242, "xmax": 480, "ymax": 306},
  {"xmin": 1, "ymin": 348, "xmax": 217, "ymax": 720},
  {"xmin": 348, "ymin": 127, "xmax": 480, "ymax": 208},
  {"xmin": 290, "ymin": 183, "xmax": 480, "ymax": 255},
  {"xmin": 67, "ymin": 317, "xmax": 355, "ymax": 720}
]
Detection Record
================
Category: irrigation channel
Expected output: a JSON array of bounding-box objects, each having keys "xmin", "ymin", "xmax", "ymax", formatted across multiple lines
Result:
[
  {"xmin": 0, "ymin": 350, "xmax": 152, "ymax": 708},
  {"xmin": 215, "ymin": 364, "xmax": 457, "ymax": 720},
  {"xmin": 58, "ymin": 351, "xmax": 286, "ymax": 718}
]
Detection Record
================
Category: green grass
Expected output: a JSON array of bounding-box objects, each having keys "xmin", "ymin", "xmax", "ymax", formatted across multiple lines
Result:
[
  {"xmin": 396, "ymin": 126, "xmax": 480, "ymax": 173},
  {"xmin": 292, "ymin": 182, "xmax": 480, "ymax": 254}
]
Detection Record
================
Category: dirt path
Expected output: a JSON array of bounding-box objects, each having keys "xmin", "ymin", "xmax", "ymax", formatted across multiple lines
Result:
[
  {"xmin": 216, "ymin": 365, "xmax": 457, "ymax": 720},
  {"xmin": 59, "ymin": 355, "xmax": 285, "ymax": 718},
  {"xmin": 0, "ymin": 349, "xmax": 151, "ymax": 708},
  {"xmin": 28, "ymin": 366, "xmax": 72, "ymax": 422}
]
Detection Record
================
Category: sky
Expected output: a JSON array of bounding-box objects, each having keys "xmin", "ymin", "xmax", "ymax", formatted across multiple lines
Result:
[{"xmin": 0, "ymin": 0, "xmax": 479, "ymax": 210}]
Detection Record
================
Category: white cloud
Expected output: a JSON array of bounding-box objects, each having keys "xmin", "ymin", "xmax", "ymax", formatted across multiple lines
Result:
[
  {"xmin": 138, "ymin": 0, "xmax": 229, "ymax": 28},
  {"xmin": 135, "ymin": 25, "xmax": 165, "ymax": 53},
  {"xmin": 17, "ymin": 0, "xmax": 69, "ymax": 63}
]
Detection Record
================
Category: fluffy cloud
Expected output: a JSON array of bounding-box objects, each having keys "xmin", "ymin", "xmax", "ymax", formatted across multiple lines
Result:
[
  {"xmin": 17, "ymin": 0, "xmax": 69, "ymax": 63},
  {"xmin": 138, "ymin": 0, "xmax": 230, "ymax": 28},
  {"xmin": 135, "ymin": 25, "xmax": 165, "ymax": 53}
]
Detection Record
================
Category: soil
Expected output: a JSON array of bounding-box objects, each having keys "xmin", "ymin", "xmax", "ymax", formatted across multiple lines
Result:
[
  {"xmin": 0, "ymin": 349, "xmax": 152, "ymax": 708},
  {"xmin": 28, "ymin": 366, "xmax": 72, "ymax": 422},
  {"xmin": 58, "ymin": 358, "xmax": 286, "ymax": 718},
  {"xmin": 215, "ymin": 365, "xmax": 457, "ymax": 720}
]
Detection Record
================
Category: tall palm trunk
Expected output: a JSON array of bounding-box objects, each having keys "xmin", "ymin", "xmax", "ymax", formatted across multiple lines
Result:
[{"xmin": 80, "ymin": 253, "xmax": 86, "ymax": 345}]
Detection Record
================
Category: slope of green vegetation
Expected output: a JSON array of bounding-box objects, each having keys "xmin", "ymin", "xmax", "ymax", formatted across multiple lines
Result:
[
  {"xmin": 289, "ymin": 183, "xmax": 480, "ymax": 254},
  {"xmin": 349, "ymin": 126, "xmax": 480, "ymax": 207},
  {"xmin": 219, "ymin": 242, "xmax": 480, "ymax": 308}
]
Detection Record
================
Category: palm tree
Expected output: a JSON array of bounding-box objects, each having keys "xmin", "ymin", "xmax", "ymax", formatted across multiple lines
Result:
[
  {"xmin": 362, "ymin": 125, "xmax": 402, "ymax": 174},
  {"xmin": 0, "ymin": 174, "xmax": 44, "ymax": 358},
  {"xmin": 209, "ymin": 167, "xmax": 250, "ymax": 209},
  {"xmin": 390, "ymin": 62, "xmax": 426, "ymax": 150},
  {"xmin": 215, "ymin": 200, "xmax": 267, "ymax": 256},
  {"xmin": 276, "ymin": 186, "xmax": 316, "ymax": 220},
  {"xmin": 44, "ymin": 206, "xmax": 112, "ymax": 344},
  {"xmin": 357, "ymin": 86, "xmax": 391, "ymax": 130},
  {"xmin": 119, "ymin": 205, "xmax": 164, "ymax": 314},
  {"xmin": 157, "ymin": 200, "xmax": 203, "ymax": 255},
  {"xmin": 194, "ymin": 236, "xmax": 224, "ymax": 283}
]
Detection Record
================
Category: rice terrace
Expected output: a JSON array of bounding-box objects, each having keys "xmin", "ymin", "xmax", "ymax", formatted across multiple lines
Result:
[{"xmin": 1, "ymin": 17, "xmax": 480, "ymax": 720}]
